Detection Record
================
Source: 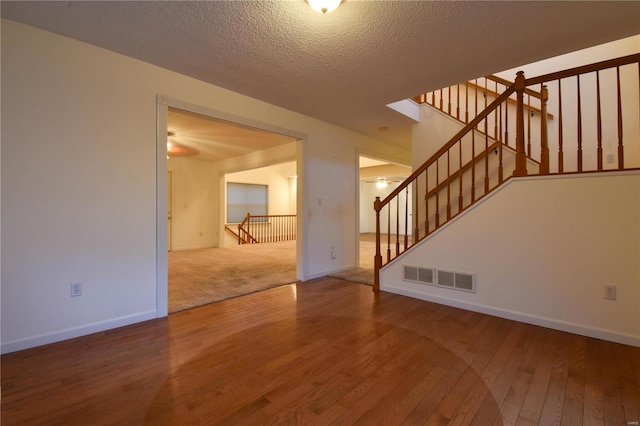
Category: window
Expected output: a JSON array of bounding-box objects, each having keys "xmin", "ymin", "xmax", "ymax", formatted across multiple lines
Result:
[{"xmin": 226, "ymin": 182, "xmax": 268, "ymax": 223}]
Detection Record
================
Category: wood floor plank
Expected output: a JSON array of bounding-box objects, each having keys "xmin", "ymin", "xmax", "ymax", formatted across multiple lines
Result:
[
  {"xmin": 517, "ymin": 330, "xmax": 562, "ymax": 425},
  {"xmin": 2, "ymin": 277, "xmax": 640, "ymax": 426}
]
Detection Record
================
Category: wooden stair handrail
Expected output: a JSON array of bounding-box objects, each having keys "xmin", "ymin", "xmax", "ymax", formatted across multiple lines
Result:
[{"xmin": 525, "ymin": 53, "xmax": 640, "ymax": 86}]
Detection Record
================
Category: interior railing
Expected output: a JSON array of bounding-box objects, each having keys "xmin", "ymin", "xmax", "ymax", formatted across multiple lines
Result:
[
  {"xmin": 237, "ymin": 213, "xmax": 296, "ymax": 244},
  {"xmin": 374, "ymin": 53, "xmax": 640, "ymax": 291}
]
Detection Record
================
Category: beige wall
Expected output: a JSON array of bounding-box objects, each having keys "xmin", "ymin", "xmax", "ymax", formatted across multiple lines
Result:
[
  {"xmin": 381, "ymin": 172, "xmax": 640, "ymax": 346},
  {"xmin": 1, "ymin": 20, "xmax": 410, "ymax": 352}
]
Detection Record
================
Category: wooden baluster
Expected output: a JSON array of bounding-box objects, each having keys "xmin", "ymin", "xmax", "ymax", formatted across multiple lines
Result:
[
  {"xmin": 484, "ymin": 116, "xmax": 489, "ymax": 193},
  {"xmin": 596, "ymin": 71, "xmax": 603, "ymax": 171},
  {"xmin": 456, "ymin": 84, "xmax": 460, "ymax": 119},
  {"xmin": 458, "ymin": 140, "xmax": 463, "ymax": 212},
  {"xmin": 514, "ymin": 71, "xmax": 528, "ymax": 176},
  {"xmin": 475, "ymin": 79, "xmax": 479, "ymax": 126},
  {"xmin": 499, "ymin": 101, "xmax": 503, "ymax": 145},
  {"xmin": 439, "ymin": 89, "xmax": 443, "ymax": 111},
  {"xmin": 435, "ymin": 159, "xmax": 440, "ymax": 228},
  {"xmin": 527, "ymin": 94, "xmax": 531, "ymax": 157},
  {"xmin": 505, "ymin": 97, "xmax": 509, "ymax": 148},
  {"xmin": 484, "ymin": 78, "xmax": 488, "ymax": 121},
  {"xmin": 499, "ymin": 103, "xmax": 504, "ymax": 183},
  {"xmin": 447, "ymin": 149, "xmax": 451, "ymax": 220},
  {"xmin": 558, "ymin": 79, "xmax": 564, "ymax": 173},
  {"xmin": 396, "ymin": 195, "xmax": 400, "ymax": 257},
  {"xmin": 471, "ymin": 126, "xmax": 476, "ymax": 202},
  {"xmin": 404, "ymin": 186, "xmax": 409, "ymax": 249},
  {"xmin": 448, "ymin": 86, "xmax": 452, "ymax": 115},
  {"xmin": 424, "ymin": 170, "xmax": 429, "ymax": 235},
  {"xmin": 494, "ymin": 81, "xmax": 499, "ymax": 139},
  {"xmin": 577, "ymin": 75, "xmax": 583, "ymax": 172},
  {"xmin": 387, "ymin": 204, "xmax": 391, "ymax": 262},
  {"xmin": 414, "ymin": 178, "xmax": 419, "ymax": 241},
  {"xmin": 465, "ymin": 82, "xmax": 469, "ymax": 123},
  {"xmin": 373, "ymin": 197, "xmax": 381, "ymax": 292},
  {"xmin": 617, "ymin": 66, "xmax": 624, "ymax": 169},
  {"xmin": 540, "ymin": 85, "xmax": 549, "ymax": 175}
]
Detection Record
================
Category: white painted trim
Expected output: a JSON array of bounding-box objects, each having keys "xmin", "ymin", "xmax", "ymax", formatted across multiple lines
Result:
[
  {"xmin": 355, "ymin": 147, "xmax": 361, "ymax": 269},
  {"xmin": 1, "ymin": 310, "xmax": 158, "ymax": 354},
  {"xmin": 156, "ymin": 95, "xmax": 169, "ymax": 318},
  {"xmin": 381, "ymin": 283, "xmax": 640, "ymax": 348},
  {"xmin": 307, "ymin": 263, "xmax": 357, "ymax": 281},
  {"xmin": 297, "ymin": 138, "xmax": 308, "ymax": 281}
]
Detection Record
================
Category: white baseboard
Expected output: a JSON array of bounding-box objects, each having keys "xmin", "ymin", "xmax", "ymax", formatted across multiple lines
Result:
[
  {"xmin": 382, "ymin": 284, "xmax": 640, "ymax": 348},
  {"xmin": 1, "ymin": 310, "xmax": 158, "ymax": 354},
  {"xmin": 305, "ymin": 264, "xmax": 357, "ymax": 281}
]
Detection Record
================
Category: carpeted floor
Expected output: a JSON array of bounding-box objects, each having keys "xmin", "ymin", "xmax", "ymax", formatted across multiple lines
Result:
[
  {"xmin": 168, "ymin": 240, "xmax": 297, "ymax": 313},
  {"xmin": 168, "ymin": 235, "xmax": 377, "ymax": 313}
]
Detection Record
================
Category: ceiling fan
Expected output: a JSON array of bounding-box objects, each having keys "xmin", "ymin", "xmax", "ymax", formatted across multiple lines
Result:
[
  {"xmin": 365, "ymin": 177, "xmax": 403, "ymax": 189},
  {"xmin": 167, "ymin": 131, "xmax": 200, "ymax": 157}
]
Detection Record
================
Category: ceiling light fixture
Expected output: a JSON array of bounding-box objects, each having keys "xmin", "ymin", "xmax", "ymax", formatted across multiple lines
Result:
[
  {"xmin": 376, "ymin": 178, "xmax": 389, "ymax": 189},
  {"xmin": 307, "ymin": 0, "xmax": 342, "ymax": 14}
]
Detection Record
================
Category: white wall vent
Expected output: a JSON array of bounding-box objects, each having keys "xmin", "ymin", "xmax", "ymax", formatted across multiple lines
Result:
[
  {"xmin": 437, "ymin": 269, "xmax": 476, "ymax": 293},
  {"xmin": 403, "ymin": 265, "xmax": 435, "ymax": 285},
  {"xmin": 403, "ymin": 265, "xmax": 476, "ymax": 293}
]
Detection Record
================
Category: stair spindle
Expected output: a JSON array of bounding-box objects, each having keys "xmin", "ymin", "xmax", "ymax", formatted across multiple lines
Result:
[
  {"xmin": 499, "ymin": 103, "xmax": 504, "ymax": 183},
  {"xmin": 558, "ymin": 79, "xmax": 564, "ymax": 173},
  {"xmin": 456, "ymin": 84, "xmax": 460, "ymax": 119},
  {"xmin": 446, "ymin": 149, "xmax": 451, "ymax": 220},
  {"xmin": 458, "ymin": 140, "xmax": 463, "ymax": 212},
  {"xmin": 435, "ymin": 160, "xmax": 440, "ymax": 227},
  {"xmin": 514, "ymin": 71, "xmax": 528, "ymax": 176},
  {"xmin": 527, "ymin": 94, "xmax": 531, "ymax": 157},
  {"xmin": 596, "ymin": 71, "xmax": 603, "ymax": 170},
  {"xmin": 577, "ymin": 75, "xmax": 583, "ymax": 172},
  {"xmin": 404, "ymin": 186, "xmax": 409, "ymax": 249},
  {"xmin": 395, "ymin": 196, "xmax": 400, "ymax": 256},
  {"xmin": 484, "ymin": 116, "xmax": 489, "ymax": 193},
  {"xmin": 424, "ymin": 171, "xmax": 429, "ymax": 235},
  {"xmin": 540, "ymin": 85, "xmax": 549, "ymax": 174},
  {"xmin": 617, "ymin": 66, "xmax": 624, "ymax": 169},
  {"xmin": 465, "ymin": 83, "xmax": 469, "ymax": 123},
  {"xmin": 471, "ymin": 128, "xmax": 476, "ymax": 202}
]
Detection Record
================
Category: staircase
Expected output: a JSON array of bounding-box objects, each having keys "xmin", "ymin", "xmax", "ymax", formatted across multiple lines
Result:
[{"xmin": 374, "ymin": 53, "xmax": 640, "ymax": 290}]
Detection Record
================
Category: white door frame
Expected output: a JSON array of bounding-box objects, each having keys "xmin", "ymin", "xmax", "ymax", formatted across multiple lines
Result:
[{"xmin": 155, "ymin": 95, "xmax": 307, "ymax": 317}]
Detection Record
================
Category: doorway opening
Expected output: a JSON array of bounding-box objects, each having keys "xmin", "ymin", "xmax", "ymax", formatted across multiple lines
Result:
[
  {"xmin": 329, "ymin": 155, "xmax": 411, "ymax": 284},
  {"xmin": 159, "ymin": 102, "xmax": 303, "ymax": 314}
]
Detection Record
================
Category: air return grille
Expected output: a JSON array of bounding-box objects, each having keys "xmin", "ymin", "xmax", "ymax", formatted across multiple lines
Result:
[
  {"xmin": 403, "ymin": 265, "xmax": 475, "ymax": 293},
  {"xmin": 403, "ymin": 266, "xmax": 435, "ymax": 285}
]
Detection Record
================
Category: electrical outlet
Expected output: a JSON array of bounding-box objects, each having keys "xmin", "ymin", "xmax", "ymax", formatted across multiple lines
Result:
[
  {"xmin": 331, "ymin": 246, "xmax": 336, "ymax": 260},
  {"xmin": 604, "ymin": 285, "xmax": 616, "ymax": 300},
  {"xmin": 71, "ymin": 282, "xmax": 82, "ymax": 297}
]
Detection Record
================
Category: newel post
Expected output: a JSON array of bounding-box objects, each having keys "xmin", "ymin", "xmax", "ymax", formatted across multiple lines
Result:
[
  {"xmin": 373, "ymin": 197, "xmax": 382, "ymax": 293},
  {"xmin": 513, "ymin": 71, "xmax": 528, "ymax": 177},
  {"xmin": 539, "ymin": 85, "xmax": 550, "ymax": 175}
]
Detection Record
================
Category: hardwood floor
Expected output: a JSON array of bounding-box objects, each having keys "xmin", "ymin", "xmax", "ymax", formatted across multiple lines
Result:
[{"xmin": 2, "ymin": 277, "xmax": 639, "ymax": 425}]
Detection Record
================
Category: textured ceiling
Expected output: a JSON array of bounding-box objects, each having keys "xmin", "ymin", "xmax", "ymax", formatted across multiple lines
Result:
[{"xmin": 3, "ymin": 1, "xmax": 640, "ymax": 149}]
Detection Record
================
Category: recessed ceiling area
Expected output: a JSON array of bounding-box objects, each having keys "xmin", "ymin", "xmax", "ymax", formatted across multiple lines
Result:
[{"xmin": 167, "ymin": 108, "xmax": 298, "ymax": 162}]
